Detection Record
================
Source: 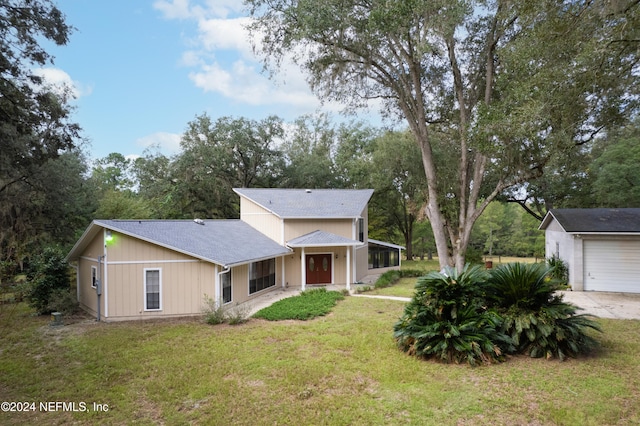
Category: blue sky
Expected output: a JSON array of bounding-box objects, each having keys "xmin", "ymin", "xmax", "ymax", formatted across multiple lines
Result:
[{"xmin": 41, "ymin": 0, "xmax": 358, "ymax": 160}]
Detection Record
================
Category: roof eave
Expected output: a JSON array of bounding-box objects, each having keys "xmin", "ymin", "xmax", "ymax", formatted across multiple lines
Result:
[
  {"xmin": 224, "ymin": 249, "xmax": 292, "ymax": 268},
  {"xmin": 286, "ymin": 242, "xmax": 363, "ymax": 248},
  {"xmin": 565, "ymin": 232, "xmax": 640, "ymax": 236}
]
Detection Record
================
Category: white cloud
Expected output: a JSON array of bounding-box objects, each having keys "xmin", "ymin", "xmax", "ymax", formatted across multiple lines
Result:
[
  {"xmin": 197, "ymin": 17, "xmax": 253, "ymax": 54},
  {"xmin": 153, "ymin": 0, "xmax": 199, "ymax": 20},
  {"xmin": 32, "ymin": 67, "xmax": 92, "ymax": 100},
  {"xmin": 136, "ymin": 132, "xmax": 182, "ymax": 155},
  {"xmin": 156, "ymin": 1, "xmax": 341, "ymax": 117},
  {"xmin": 154, "ymin": 0, "xmax": 243, "ymax": 20},
  {"xmin": 189, "ymin": 60, "xmax": 320, "ymax": 108}
]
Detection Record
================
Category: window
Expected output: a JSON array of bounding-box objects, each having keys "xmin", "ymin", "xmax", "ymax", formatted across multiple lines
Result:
[
  {"xmin": 249, "ymin": 259, "xmax": 276, "ymax": 294},
  {"xmin": 144, "ymin": 269, "xmax": 161, "ymax": 310},
  {"xmin": 91, "ymin": 266, "xmax": 97, "ymax": 289},
  {"xmin": 358, "ymin": 218, "xmax": 365, "ymax": 242},
  {"xmin": 368, "ymin": 246, "xmax": 400, "ymax": 269},
  {"xmin": 222, "ymin": 270, "xmax": 232, "ymax": 304}
]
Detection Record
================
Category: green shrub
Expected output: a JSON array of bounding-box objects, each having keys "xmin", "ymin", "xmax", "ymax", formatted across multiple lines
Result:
[
  {"xmin": 546, "ymin": 255, "xmax": 569, "ymax": 287},
  {"xmin": 253, "ymin": 288, "xmax": 344, "ymax": 321},
  {"xmin": 202, "ymin": 295, "xmax": 226, "ymax": 325},
  {"xmin": 24, "ymin": 247, "xmax": 72, "ymax": 314},
  {"xmin": 355, "ymin": 285, "xmax": 372, "ymax": 293},
  {"xmin": 46, "ymin": 288, "xmax": 80, "ymax": 315},
  {"xmin": 374, "ymin": 270, "xmax": 401, "ymax": 289},
  {"xmin": 374, "ymin": 268, "xmax": 423, "ymax": 289},
  {"xmin": 487, "ymin": 263, "xmax": 601, "ymax": 360},
  {"xmin": 394, "ymin": 265, "xmax": 512, "ymax": 365},
  {"xmin": 225, "ymin": 303, "xmax": 250, "ymax": 325}
]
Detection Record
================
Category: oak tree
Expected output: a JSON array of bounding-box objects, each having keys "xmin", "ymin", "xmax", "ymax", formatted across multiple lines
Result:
[{"xmin": 246, "ymin": 0, "xmax": 639, "ymax": 269}]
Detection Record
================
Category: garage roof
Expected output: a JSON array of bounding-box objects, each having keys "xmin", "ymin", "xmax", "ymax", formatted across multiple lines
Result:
[{"xmin": 539, "ymin": 208, "xmax": 640, "ymax": 233}]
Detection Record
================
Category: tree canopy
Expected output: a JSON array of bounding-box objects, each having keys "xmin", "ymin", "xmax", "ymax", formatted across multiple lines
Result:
[
  {"xmin": 0, "ymin": 0, "xmax": 82, "ymax": 272},
  {"xmin": 246, "ymin": 0, "xmax": 639, "ymax": 269}
]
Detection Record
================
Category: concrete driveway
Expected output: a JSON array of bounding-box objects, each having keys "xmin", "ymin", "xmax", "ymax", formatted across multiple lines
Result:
[{"xmin": 559, "ymin": 291, "xmax": 640, "ymax": 319}]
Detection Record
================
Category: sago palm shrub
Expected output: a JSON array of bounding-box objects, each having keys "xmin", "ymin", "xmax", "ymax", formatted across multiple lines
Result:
[
  {"xmin": 394, "ymin": 265, "xmax": 513, "ymax": 365},
  {"xmin": 486, "ymin": 263, "xmax": 601, "ymax": 360}
]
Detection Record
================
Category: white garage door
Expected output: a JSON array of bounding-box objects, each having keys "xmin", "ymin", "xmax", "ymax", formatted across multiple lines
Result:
[{"xmin": 584, "ymin": 240, "xmax": 640, "ymax": 293}]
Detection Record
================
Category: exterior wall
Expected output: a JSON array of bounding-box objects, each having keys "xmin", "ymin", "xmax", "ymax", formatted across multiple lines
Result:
[
  {"xmin": 355, "ymin": 245, "xmax": 368, "ymax": 281},
  {"xmin": 77, "ymin": 231, "xmax": 287, "ymax": 321},
  {"xmin": 239, "ymin": 197, "xmax": 282, "ymax": 243},
  {"xmin": 284, "ymin": 219, "xmax": 353, "ymax": 241},
  {"xmin": 355, "ymin": 206, "xmax": 371, "ymax": 280},
  {"xmin": 77, "ymin": 231, "xmax": 106, "ymax": 317},
  {"xmin": 544, "ymin": 221, "xmax": 580, "ymax": 289},
  {"xmin": 101, "ymin": 232, "xmax": 215, "ymax": 320}
]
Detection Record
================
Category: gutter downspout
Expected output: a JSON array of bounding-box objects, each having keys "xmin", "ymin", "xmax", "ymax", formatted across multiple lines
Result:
[{"xmin": 96, "ymin": 255, "xmax": 105, "ymax": 321}]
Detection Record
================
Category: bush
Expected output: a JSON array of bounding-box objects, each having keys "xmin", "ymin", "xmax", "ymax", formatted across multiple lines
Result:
[
  {"xmin": 46, "ymin": 288, "xmax": 80, "ymax": 316},
  {"xmin": 253, "ymin": 288, "xmax": 344, "ymax": 321},
  {"xmin": 24, "ymin": 247, "xmax": 73, "ymax": 314},
  {"xmin": 202, "ymin": 295, "xmax": 253, "ymax": 325},
  {"xmin": 202, "ymin": 295, "xmax": 228, "ymax": 325},
  {"xmin": 374, "ymin": 268, "xmax": 424, "ymax": 289},
  {"xmin": 394, "ymin": 262, "xmax": 602, "ymax": 364},
  {"xmin": 394, "ymin": 265, "xmax": 512, "ymax": 365},
  {"xmin": 486, "ymin": 263, "xmax": 601, "ymax": 360},
  {"xmin": 225, "ymin": 303, "xmax": 251, "ymax": 325},
  {"xmin": 546, "ymin": 255, "xmax": 569, "ymax": 287}
]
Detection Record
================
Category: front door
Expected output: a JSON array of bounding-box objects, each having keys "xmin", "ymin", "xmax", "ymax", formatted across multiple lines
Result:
[{"xmin": 306, "ymin": 254, "xmax": 332, "ymax": 285}]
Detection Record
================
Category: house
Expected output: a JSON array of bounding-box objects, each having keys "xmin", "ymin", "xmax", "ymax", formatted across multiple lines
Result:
[
  {"xmin": 66, "ymin": 188, "xmax": 403, "ymax": 321},
  {"xmin": 539, "ymin": 208, "xmax": 640, "ymax": 293}
]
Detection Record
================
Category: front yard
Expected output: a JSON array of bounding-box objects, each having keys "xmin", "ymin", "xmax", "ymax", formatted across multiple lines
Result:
[{"xmin": 1, "ymin": 292, "xmax": 639, "ymax": 425}]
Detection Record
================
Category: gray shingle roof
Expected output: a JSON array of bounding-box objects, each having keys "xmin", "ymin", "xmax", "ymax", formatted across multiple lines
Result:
[
  {"xmin": 287, "ymin": 230, "xmax": 362, "ymax": 247},
  {"xmin": 540, "ymin": 208, "xmax": 640, "ymax": 233},
  {"xmin": 70, "ymin": 219, "xmax": 291, "ymax": 267},
  {"xmin": 233, "ymin": 188, "xmax": 374, "ymax": 218}
]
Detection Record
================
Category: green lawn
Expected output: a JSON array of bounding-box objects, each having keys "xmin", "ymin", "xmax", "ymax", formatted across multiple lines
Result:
[{"xmin": 1, "ymin": 297, "xmax": 639, "ymax": 425}]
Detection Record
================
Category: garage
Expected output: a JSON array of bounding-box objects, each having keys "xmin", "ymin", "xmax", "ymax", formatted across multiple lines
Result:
[
  {"xmin": 584, "ymin": 239, "xmax": 640, "ymax": 293},
  {"xmin": 539, "ymin": 208, "xmax": 640, "ymax": 293}
]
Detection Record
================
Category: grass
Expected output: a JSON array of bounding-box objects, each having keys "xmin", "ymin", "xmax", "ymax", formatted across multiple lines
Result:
[
  {"xmin": 253, "ymin": 288, "xmax": 345, "ymax": 320},
  {"xmin": 1, "ymin": 296, "xmax": 639, "ymax": 425}
]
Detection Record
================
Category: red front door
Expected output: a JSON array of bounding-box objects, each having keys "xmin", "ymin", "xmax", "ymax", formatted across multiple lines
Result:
[{"xmin": 306, "ymin": 254, "xmax": 332, "ymax": 285}]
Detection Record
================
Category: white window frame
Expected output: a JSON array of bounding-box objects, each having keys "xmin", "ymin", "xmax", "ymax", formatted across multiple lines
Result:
[
  {"xmin": 144, "ymin": 268, "xmax": 162, "ymax": 311},
  {"xmin": 222, "ymin": 270, "xmax": 232, "ymax": 305},
  {"xmin": 91, "ymin": 265, "xmax": 97, "ymax": 289}
]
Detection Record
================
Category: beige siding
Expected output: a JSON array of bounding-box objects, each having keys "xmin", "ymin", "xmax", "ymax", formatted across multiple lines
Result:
[
  {"xmin": 284, "ymin": 219, "xmax": 353, "ymax": 241},
  {"xmin": 105, "ymin": 260, "xmax": 215, "ymax": 320},
  {"xmin": 76, "ymin": 230, "xmax": 288, "ymax": 320},
  {"xmin": 77, "ymin": 232, "xmax": 106, "ymax": 316},
  {"xmin": 355, "ymin": 245, "xmax": 368, "ymax": 281},
  {"xmin": 107, "ymin": 232, "xmax": 195, "ymax": 263},
  {"xmin": 231, "ymin": 260, "xmax": 286, "ymax": 303},
  {"xmin": 239, "ymin": 197, "xmax": 282, "ymax": 243}
]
